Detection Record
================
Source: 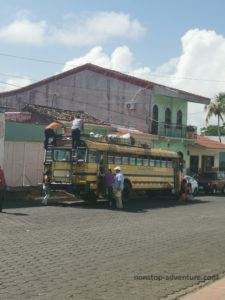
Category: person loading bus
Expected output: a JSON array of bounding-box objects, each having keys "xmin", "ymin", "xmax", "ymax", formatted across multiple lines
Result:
[
  {"xmin": 71, "ymin": 115, "xmax": 84, "ymax": 149},
  {"xmin": 44, "ymin": 122, "xmax": 62, "ymax": 149}
]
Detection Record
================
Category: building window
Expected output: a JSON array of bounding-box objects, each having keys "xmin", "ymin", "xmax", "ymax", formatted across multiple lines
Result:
[
  {"xmin": 176, "ymin": 110, "xmax": 182, "ymax": 129},
  {"xmin": 152, "ymin": 105, "xmax": 158, "ymax": 134},
  {"xmin": 165, "ymin": 108, "xmax": 171, "ymax": 128}
]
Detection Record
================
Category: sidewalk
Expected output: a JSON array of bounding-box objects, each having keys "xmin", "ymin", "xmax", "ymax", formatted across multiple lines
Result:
[{"xmin": 182, "ymin": 277, "xmax": 225, "ymax": 300}]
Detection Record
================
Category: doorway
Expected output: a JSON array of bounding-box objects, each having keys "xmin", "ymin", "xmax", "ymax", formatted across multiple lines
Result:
[{"xmin": 190, "ymin": 155, "xmax": 199, "ymax": 175}]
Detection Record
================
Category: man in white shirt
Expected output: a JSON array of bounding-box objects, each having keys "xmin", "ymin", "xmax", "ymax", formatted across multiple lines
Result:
[
  {"xmin": 71, "ymin": 115, "xmax": 84, "ymax": 149},
  {"xmin": 113, "ymin": 166, "xmax": 124, "ymax": 209}
]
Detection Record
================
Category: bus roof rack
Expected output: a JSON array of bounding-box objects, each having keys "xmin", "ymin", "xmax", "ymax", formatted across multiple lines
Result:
[
  {"xmin": 82, "ymin": 133, "xmax": 151, "ymax": 149},
  {"xmin": 52, "ymin": 133, "xmax": 151, "ymax": 149}
]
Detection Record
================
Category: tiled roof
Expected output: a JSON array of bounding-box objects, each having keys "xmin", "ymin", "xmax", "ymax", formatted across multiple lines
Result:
[
  {"xmin": 197, "ymin": 135, "xmax": 225, "ymax": 149},
  {"xmin": 0, "ymin": 63, "xmax": 210, "ymax": 103}
]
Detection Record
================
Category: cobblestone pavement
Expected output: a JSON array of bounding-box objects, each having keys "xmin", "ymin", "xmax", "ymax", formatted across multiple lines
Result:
[{"xmin": 1, "ymin": 194, "xmax": 225, "ymax": 300}]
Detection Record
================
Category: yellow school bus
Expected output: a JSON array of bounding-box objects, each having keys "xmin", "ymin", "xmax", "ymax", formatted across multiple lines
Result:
[{"xmin": 44, "ymin": 135, "xmax": 181, "ymax": 201}]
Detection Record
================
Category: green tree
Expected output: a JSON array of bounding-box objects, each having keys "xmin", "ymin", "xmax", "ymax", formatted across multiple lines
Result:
[
  {"xmin": 205, "ymin": 93, "xmax": 225, "ymax": 142},
  {"xmin": 201, "ymin": 125, "xmax": 225, "ymax": 136}
]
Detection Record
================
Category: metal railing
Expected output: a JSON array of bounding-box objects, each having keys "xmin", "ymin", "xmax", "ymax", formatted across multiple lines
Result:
[{"xmin": 151, "ymin": 121, "xmax": 197, "ymax": 140}]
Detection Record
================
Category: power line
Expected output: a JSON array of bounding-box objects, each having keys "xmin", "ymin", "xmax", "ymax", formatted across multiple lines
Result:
[
  {"xmin": 0, "ymin": 79, "xmax": 208, "ymax": 116},
  {"xmin": 1, "ymin": 51, "xmax": 225, "ymax": 84},
  {"xmin": 0, "ymin": 52, "xmax": 66, "ymax": 66}
]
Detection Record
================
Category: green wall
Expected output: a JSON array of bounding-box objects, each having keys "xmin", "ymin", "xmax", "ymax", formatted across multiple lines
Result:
[
  {"xmin": 5, "ymin": 122, "xmax": 46, "ymax": 142},
  {"xmin": 5, "ymin": 122, "xmax": 117, "ymax": 142},
  {"xmin": 152, "ymin": 94, "xmax": 187, "ymax": 125}
]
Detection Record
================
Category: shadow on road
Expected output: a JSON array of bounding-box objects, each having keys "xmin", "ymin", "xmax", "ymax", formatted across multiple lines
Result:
[
  {"xmin": 1, "ymin": 211, "xmax": 29, "ymax": 216},
  {"xmin": 4, "ymin": 196, "xmax": 212, "ymax": 214},
  {"xmin": 4, "ymin": 188, "xmax": 219, "ymax": 213}
]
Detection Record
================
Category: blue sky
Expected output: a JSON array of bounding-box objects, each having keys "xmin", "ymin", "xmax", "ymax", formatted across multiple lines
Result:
[{"xmin": 1, "ymin": 0, "xmax": 225, "ymax": 128}]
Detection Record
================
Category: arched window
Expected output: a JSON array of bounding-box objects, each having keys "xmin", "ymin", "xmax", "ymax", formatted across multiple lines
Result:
[
  {"xmin": 176, "ymin": 110, "xmax": 182, "ymax": 128},
  {"xmin": 152, "ymin": 105, "xmax": 158, "ymax": 134},
  {"xmin": 165, "ymin": 108, "xmax": 171, "ymax": 128}
]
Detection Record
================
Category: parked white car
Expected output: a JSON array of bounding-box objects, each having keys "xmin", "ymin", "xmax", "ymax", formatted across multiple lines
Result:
[{"xmin": 184, "ymin": 175, "xmax": 199, "ymax": 195}]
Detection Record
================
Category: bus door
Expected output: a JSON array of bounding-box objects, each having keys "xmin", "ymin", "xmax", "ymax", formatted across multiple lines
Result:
[{"xmin": 97, "ymin": 151, "xmax": 107, "ymax": 195}]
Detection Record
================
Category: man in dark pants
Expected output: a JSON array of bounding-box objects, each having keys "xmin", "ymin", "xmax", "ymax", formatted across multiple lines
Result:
[
  {"xmin": 71, "ymin": 115, "xmax": 84, "ymax": 149},
  {"xmin": 44, "ymin": 122, "xmax": 62, "ymax": 149}
]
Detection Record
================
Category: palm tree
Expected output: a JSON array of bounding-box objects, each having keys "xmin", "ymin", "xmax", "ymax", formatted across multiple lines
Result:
[{"xmin": 205, "ymin": 93, "xmax": 225, "ymax": 143}]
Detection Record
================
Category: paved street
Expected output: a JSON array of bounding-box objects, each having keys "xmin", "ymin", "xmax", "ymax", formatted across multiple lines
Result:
[{"xmin": 1, "ymin": 193, "xmax": 225, "ymax": 300}]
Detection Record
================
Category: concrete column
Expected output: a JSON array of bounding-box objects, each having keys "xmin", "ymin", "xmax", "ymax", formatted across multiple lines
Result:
[{"xmin": 0, "ymin": 113, "xmax": 5, "ymax": 168}]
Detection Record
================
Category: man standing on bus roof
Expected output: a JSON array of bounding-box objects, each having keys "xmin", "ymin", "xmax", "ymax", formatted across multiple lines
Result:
[
  {"xmin": 71, "ymin": 114, "xmax": 84, "ymax": 149},
  {"xmin": 44, "ymin": 122, "xmax": 62, "ymax": 149},
  {"xmin": 113, "ymin": 166, "xmax": 124, "ymax": 209}
]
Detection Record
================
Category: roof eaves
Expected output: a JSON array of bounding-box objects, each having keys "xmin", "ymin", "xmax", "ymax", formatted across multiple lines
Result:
[{"xmin": 0, "ymin": 63, "xmax": 210, "ymax": 104}]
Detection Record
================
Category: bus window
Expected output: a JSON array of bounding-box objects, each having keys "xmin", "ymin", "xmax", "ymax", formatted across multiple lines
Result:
[
  {"xmin": 45, "ymin": 150, "xmax": 53, "ymax": 162},
  {"xmin": 122, "ymin": 156, "xmax": 129, "ymax": 165},
  {"xmin": 149, "ymin": 158, "xmax": 155, "ymax": 167},
  {"xmin": 143, "ymin": 158, "xmax": 149, "ymax": 166},
  {"xmin": 53, "ymin": 149, "xmax": 71, "ymax": 161},
  {"xmin": 137, "ymin": 158, "xmax": 143, "ymax": 166},
  {"xmin": 161, "ymin": 159, "xmax": 167, "ymax": 168},
  {"xmin": 77, "ymin": 149, "xmax": 87, "ymax": 161},
  {"xmin": 108, "ymin": 155, "xmax": 114, "ymax": 164},
  {"xmin": 88, "ymin": 150, "xmax": 97, "ymax": 163},
  {"xmin": 130, "ymin": 157, "xmax": 136, "ymax": 165},
  {"xmin": 155, "ymin": 157, "xmax": 161, "ymax": 167},
  {"xmin": 115, "ymin": 156, "xmax": 122, "ymax": 164},
  {"xmin": 167, "ymin": 159, "xmax": 173, "ymax": 168}
]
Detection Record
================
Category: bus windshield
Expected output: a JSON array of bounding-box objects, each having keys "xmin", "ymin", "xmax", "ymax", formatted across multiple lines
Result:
[
  {"xmin": 73, "ymin": 148, "xmax": 87, "ymax": 162},
  {"xmin": 53, "ymin": 149, "xmax": 71, "ymax": 162}
]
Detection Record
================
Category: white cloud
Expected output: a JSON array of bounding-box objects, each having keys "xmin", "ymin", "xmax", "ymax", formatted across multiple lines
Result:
[
  {"xmin": 62, "ymin": 29, "xmax": 225, "ymax": 129},
  {"xmin": 154, "ymin": 29, "xmax": 225, "ymax": 128},
  {"xmin": 0, "ymin": 15, "xmax": 47, "ymax": 45},
  {"xmin": 0, "ymin": 77, "xmax": 31, "ymax": 92},
  {"xmin": 62, "ymin": 45, "xmax": 133, "ymax": 72},
  {"xmin": 0, "ymin": 11, "xmax": 146, "ymax": 46}
]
